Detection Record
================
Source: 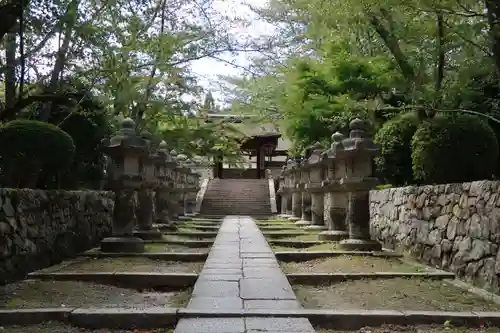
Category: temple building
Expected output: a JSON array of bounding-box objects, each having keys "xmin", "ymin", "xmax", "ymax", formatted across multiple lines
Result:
[{"xmin": 202, "ymin": 113, "xmax": 291, "ymax": 179}]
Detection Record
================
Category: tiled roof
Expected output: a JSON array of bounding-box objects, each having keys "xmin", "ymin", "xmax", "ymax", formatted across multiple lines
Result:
[{"xmin": 202, "ymin": 114, "xmax": 292, "ymax": 152}]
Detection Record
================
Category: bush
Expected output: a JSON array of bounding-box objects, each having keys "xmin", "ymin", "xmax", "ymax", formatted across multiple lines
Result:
[
  {"xmin": 411, "ymin": 114, "xmax": 498, "ymax": 184},
  {"xmin": 374, "ymin": 112, "xmax": 419, "ymax": 186},
  {"xmin": 0, "ymin": 120, "xmax": 76, "ymax": 188}
]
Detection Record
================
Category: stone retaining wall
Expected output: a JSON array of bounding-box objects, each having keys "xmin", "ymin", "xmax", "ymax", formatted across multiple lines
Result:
[
  {"xmin": 370, "ymin": 180, "xmax": 500, "ymax": 293},
  {"xmin": 0, "ymin": 189, "xmax": 114, "ymax": 284}
]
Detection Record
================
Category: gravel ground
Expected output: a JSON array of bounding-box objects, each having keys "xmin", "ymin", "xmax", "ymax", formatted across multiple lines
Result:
[
  {"xmin": 294, "ymin": 278, "xmax": 500, "ymax": 311},
  {"xmin": 281, "ymin": 256, "xmax": 422, "ymax": 273},
  {"xmin": 1, "ymin": 322, "xmax": 175, "ymax": 333},
  {"xmin": 38, "ymin": 258, "xmax": 204, "ymax": 273},
  {"xmin": 0, "ymin": 280, "xmax": 192, "ymax": 309},
  {"xmin": 316, "ymin": 325, "xmax": 500, "ymax": 332}
]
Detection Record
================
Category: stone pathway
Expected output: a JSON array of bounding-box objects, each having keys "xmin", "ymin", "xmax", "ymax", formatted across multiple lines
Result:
[{"xmin": 174, "ymin": 215, "xmax": 315, "ymax": 333}]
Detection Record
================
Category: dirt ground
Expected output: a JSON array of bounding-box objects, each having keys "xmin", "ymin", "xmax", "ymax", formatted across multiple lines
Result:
[
  {"xmin": 1, "ymin": 322, "xmax": 175, "ymax": 333},
  {"xmin": 272, "ymin": 243, "xmax": 338, "ymax": 252},
  {"xmin": 294, "ymin": 278, "xmax": 500, "ymax": 311},
  {"xmin": 144, "ymin": 243, "xmax": 209, "ymax": 253},
  {"xmin": 37, "ymin": 257, "xmax": 204, "ymax": 273},
  {"xmin": 281, "ymin": 256, "xmax": 423, "ymax": 273},
  {"xmin": 0, "ymin": 280, "xmax": 191, "ymax": 309},
  {"xmin": 316, "ymin": 325, "xmax": 500, "ymax": 333}
]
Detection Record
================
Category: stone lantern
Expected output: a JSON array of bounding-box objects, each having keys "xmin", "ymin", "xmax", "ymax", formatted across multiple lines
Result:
[
  {"xmin": 319, "ymin": 132, "xmax": 349, "ymax": 241},
  {"xmin": 338, "ymin": 119, "xmax": 382, "ymax": 251},
  {"xmin": 154, "ymin": 140, "xmax": 172, "ymax": 228},
  {"xmin": 175, "ymin": 153, "xmax": 189, "ymax": 219},
  {"xmin": 183, "ymin": 161, "xmax": 200, "ymax": 217},
  {"xmin": 100, "ymin": 118, "xmax": 148, "ymax": 253},
  {"xmin": 288, "ymin": 157, "xmax": 302, "ymax": 221},
  {"xmin": 284, "ymin": 158, "xmax": 295, "ymax": 217},
  {"xmin": 166, "ymin": 149, "xmax": 182, "ymax": 221},
  {"xmin": 276, "ymin": 165, "xmax": 288, "ymax": 217},
  {"xmin": 133, "ymin": 131, "xmax": 162, "ymax": 240},
  {"xmin": 304, "ymin": 142, "xmax": 327, "ymax": 229},
  {"xmin": 296, "ymin": 153, "xmax": 312, "ymax": 225}
]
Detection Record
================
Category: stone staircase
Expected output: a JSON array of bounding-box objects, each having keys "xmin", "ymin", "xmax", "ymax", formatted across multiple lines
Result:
[{"xmin": 200, "ymin": 178, "xmax": 273, "ymax": 217}]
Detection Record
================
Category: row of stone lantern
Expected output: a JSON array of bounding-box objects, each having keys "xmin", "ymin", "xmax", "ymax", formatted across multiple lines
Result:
[
  {"xmin": 100, "ymin": 118, "xmax": 201, "ymax": 253},
  {"xmin": 276, "ymin": 118, "xmax": 381, "ymax": 251}
]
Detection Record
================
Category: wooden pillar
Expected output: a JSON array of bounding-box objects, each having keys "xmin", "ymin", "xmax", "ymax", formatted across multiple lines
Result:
[
  {"xmin": 257, "ymin": 143, "xmax": 264, "ymax": 179},
  {"xmin": 218, "ymin": 151, "xmax": 223, "ymax": 179}
]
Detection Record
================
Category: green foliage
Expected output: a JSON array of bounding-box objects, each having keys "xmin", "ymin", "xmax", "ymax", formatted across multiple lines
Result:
[
  {"xmin": 374, "ymin": 112, "xmax": 419, "ymax": 186},
  {"xmin": 0, "ymin": 120, "xmax": 75, "ymax": 188},
  {"xmin": 411, "ymin": 114, "xmax": 499, "ymax": 184},
  {"xmin": 27, "ymin": 80, "xmax": 112, "ymax": 189},
  {"xmin": 276, "ymin": 55, "xmax": 396, "ymax": 150}
]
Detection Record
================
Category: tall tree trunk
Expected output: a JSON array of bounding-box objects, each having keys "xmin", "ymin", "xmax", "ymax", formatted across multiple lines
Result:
[
  {"xmin": 39, "ymin": 0, "xmax": 78, "ymax": 122},
  {"xmin": 0, "ymin": 0, "xmax": 28, "ymax": 41},
  {"xmin": 485, "ymin": 0, "xmax": 500, "ymax": 87},
  {"xmin": 368, "ymin": 10, "xmax": 416, "ymax": 82},
  {"xmin": 434, "ymin": 10, "xmax": 445, "ymax": 108},
  {"xmin": 4, "ymin": 29, "xmax": 17, "ymax": 110},
  {"xmin": 134, "ymin": 0, "xmax": 167, "ymax": 129}
]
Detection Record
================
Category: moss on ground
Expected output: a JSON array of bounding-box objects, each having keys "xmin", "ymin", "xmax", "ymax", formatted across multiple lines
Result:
[
  {"xmin": 281, "ymin": 256, "xmax": 423, "ymax": 274},
  {"xmin": 294, "ymin": 278, "xmax": 500, "ymax": 311}
]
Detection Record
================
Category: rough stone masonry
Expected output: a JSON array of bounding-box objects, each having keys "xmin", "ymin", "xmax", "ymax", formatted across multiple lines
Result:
[
  {"xmin": 370, "ymin": 180, "xmax": 500, "ymax": 293},
  {"xmin": 0, "ymin": 189, "xmax": 114, "ymax": 284}
]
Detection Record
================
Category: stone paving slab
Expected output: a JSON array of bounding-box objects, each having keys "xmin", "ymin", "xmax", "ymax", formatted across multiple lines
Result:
[
  {"xmin": 174, "ymin": 317, "xmax": 245, "ymax": 333},
  {"xmin": 246, "ymin": 317, "xmax": 314, "ymax": 332},
  {"xmin": 174, "ymin": 215, "xmax": 315, "ymax": 333}
]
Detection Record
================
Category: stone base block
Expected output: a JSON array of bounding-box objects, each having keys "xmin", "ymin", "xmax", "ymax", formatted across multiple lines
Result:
[
  {"xmin": 339, "ymin": 238, "xmax": 382, "ymax": 251},
  {"xmin": 318, "ymin": 230, "xmax": 349, "ymax": 241},
  {"xmin": 295, "ymin": 220, "xmax": 311, "ymax": 226},
  {"xmin": 154, "ymin": 223, "xmax": 178, "ymax": 231},
  {"xmin": 288, "ymin": 216, "xmax": 300, "ymax": 221},
  {"xmin": 304, "ymin": 225, "xmax": 327, "ymax": 230},
  {"xmin": 133, "ymin": 229, "xmax": 163, "ymax": 240},
  {"xmin": 100, "ymin": 237, "xmax": 145, "ymax": 253},
  {"xmin": 279, "ymin": 214, "xmax": 291, "ymax": 218}
]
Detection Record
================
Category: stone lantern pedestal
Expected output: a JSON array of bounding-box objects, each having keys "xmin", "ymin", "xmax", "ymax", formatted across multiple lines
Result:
[
  {"xmin": 100, "ymin": 118, "xmax": 147, "ymax": 253},
  {"xmin": 295, "ymin": 183, "xmax": 311, "ymax": 226},
  {"xmin": 276, "ymin": 185, "xmax": 290, "ymax": 218},
  {"xmin": 338, "ymin": 178, "xmax": 381, "ymax": 251},
  {"xmin": 276, "ymin": 173, "xmax": 288, "ymax": 218},
  {"xmin": 303, "ymin": 143, "xmax": 326, "ymax": 230},
  {"xmin": 184, "ymin": 171, "xmax": 200, "ymax": 217},
  {"xmin": 280, "ymin": 160, "xmax": 294, "ymax": 218},
  {"xmin": 153, "ymin": 141, "xmax": 174, "ymax": 230},
  {"xmin": 296, "ymin": 156, "xmax": 312, "ymax": 225},
  {"xmin": 337, "ymin": 119, "xmax": 382, "ymax": 251},
  {"xmin": 289, "ymin": 188, "xmax": 302, "ymax": 221},
  {"xmin": 288, "ymin": 158, "xmax": 302, "ymax": 221},
  {"xmin": 319, "ymin": 132, "xmax": 349, "ymax": 241},
  {"xmin": 133, "ymin": 133, "xmax": 162, "ymax": 240}
]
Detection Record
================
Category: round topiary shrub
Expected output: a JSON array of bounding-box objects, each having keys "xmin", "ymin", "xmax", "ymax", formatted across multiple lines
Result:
[
  {"xmin": 0, "ymin": 120, "xmax": 76, "ymax": 188},
  {"xmin": 411, "ymin": 114, "xmax": 499, "ymax": 184},
  {"xmin": 374, "ymin": 112, "xmax": 419, "ymax": 186}
]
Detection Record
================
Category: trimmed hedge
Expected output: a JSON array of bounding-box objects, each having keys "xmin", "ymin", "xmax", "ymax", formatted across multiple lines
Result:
[
  {"xmin": 411, "ymin": 114, "xmax": 498, "ymax": 184},
  {"xmin": 0, "ymin": 120, "xmax": 76, "ymax": 188},
  {"xmin": 374, "ymin": 112, "xmax": 419, "ymax": 186}
]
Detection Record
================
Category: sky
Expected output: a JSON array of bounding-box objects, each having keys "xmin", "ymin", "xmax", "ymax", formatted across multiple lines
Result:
[{"xmin": 187, "ymin": 0, "xmax": 274, "ymax": 106}]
